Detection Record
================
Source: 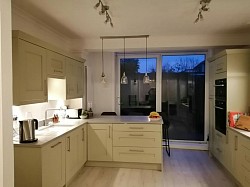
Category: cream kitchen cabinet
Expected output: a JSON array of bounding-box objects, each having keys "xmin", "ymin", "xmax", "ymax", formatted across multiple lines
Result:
[
  {"xmin": 88, "ymin": 124, "xmax": 113, "ymax": 161},
  {"xmin": 65, "ymin": 128, "xmax": 79, "ymax": 183},
  {"xmin": 14, "ymin": 136, "xmax": 66, "ymax": 187},
  {"xmin": 47, "ymin": 50, "xmax": 66, "ymax": 78},
  {"xmin": 12, "ymin": 38, "xmax": 47, "ymax": 105},
  {"xmin": 78, "ymin": 125, "xmax": 87, "ymax": 168},
  {"xmin": 112, "ymin": 124, "xmax": 162, "ymax": 164},
  {"xmin": 66, "ymin": 57, "xmax": 84, "ymax": 99}
]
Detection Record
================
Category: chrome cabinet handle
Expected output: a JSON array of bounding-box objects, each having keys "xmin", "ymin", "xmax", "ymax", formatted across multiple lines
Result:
[
  {"xmin": 51, "ymin": 141, "xmax": 62, "ymax": 148},
  {"xmin": 109, "ymin": 126, "xmax": 111, "ymax": 138},
  {"xmin": 44, "ymin": 80, "xmax": 47, "ymax": 96},
  {"xmin": 129, "ymin": 134, "xmax": 144, "ymax": 136},
  {"xmin": 129, "ymin": 127, "xmax": 144, "ymax": 129},
  {"xmin": 67, "ymin": 136, "xmax": 70, "ymax": 152},
  {"xmin": 129, "ymin": 149, "xmax": 144, "ymax": 152},
  {"xmin": 82, "ymin": 128, "xmax": 85, "ymax": 141},
  {"xmin": 54, "ymin": 69, "xmax": 63, "ymax": 73},
  {"xmin": 214, "ymin": 106, "xmax": 224, "ymax": 110},
  {"xmin": 235, "ymin": 136, "xmax": 238, "ymax": 151}
]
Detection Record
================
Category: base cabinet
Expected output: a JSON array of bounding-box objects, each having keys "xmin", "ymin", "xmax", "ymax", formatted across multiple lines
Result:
[
  {"xmin": 14, "ymin": 136, "xmax": 66, "ymax": 187},
  {"xmin": 42, "ymin": 137, "xmax": 66, "ymax": 187},
  {"xmin": 78, "ymin": 125, "xmax": 87, "ymax": 167},
  {"xmin": 88, "ymin": 124, "xmax": 113, "ymax": 161}
]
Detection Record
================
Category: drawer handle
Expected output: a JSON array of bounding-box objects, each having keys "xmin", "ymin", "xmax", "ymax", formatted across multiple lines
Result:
[
  {"xmin": 216, "ymin": 68, "xmax": 223, "ymax": 71},
  {"xmin": 82, "ymin": 128, "xmax": 85, "ymax": 141},
  {"xmin": 129, "ymin": 127, "xmax": 144, "ymax": 129},
  {"xmin": 129, "ymin": 134, "xmax": 144, "ymax": 136},
  {"xmin": 216, "ymin": 148, "xmax": 222, "ymax": 153},
  {"xmin": 129, "ymin": 149, "xmax": 144, "ymax": 152},
  {"xmin": 51, "ymin": 141, "xmax": 62, "ymax": 148},
  {"xmin": 235, "ymin": 136, "xmax": 238, "ymax": 151},
  {"xmin": 54, "ymin": 69, "xmax": 63, "ymax": 73},
  {"xmin": 67, "ymin": 136, "xmax": 70, "ymax": 152}
]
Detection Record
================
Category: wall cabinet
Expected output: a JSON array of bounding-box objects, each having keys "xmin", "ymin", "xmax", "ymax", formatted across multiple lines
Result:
[
  {"xmin": 12, "ymin": 38, "xmax": 47, "ymax": 105},
  {"xmin": 88, "ymin": 124, "xmax": 113, "ymax": 161},
  {"xmin": 66, "ymin": 58, "xmax": 84, "ymax": 99},
  {"xmin": 47, "ymin": 50, "xmax": 66, "ymax": 78},
  {"xmin": 12, "ymin": 30, "xmax": 85, "ymax": 105}
]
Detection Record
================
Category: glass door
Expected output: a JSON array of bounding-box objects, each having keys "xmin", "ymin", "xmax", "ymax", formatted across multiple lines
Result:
[
  {"xmin": 162, "ymin": 54, "xmax": 206, "ymax": 141},
  {"xmin": 118, "ymin": 55, "xmax": 157, "ymax": 116}
]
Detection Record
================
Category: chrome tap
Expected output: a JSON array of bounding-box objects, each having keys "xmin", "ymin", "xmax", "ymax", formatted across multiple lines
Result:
[{"xmin": 44, "ymin": 108, "xmax": 66, "ymax": 126}]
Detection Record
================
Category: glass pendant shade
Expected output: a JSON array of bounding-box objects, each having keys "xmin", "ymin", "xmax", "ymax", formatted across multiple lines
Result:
[
  {"xmin": 101, "ymin": 72, "xmax": 106, "ymax": 84},
  {"xmin": 143, "ymin": 73, "xmax": 151, "ymax": 84},
  {"xmin": 121, "ymin": 72, "xmax": 128, "ymax": 84}
]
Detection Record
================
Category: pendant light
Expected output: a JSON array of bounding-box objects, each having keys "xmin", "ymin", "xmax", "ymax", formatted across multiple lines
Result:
[
  {"xmin": 120, "ymin": 37, "xmax": 128, "ymax": 84},
  {"xmin": 100, "ymin": 38, "xmax": 106, "ymax": 84},
  {"xmin": 143, "ymin": 36, "xmax": 151, "ymax": 84}
]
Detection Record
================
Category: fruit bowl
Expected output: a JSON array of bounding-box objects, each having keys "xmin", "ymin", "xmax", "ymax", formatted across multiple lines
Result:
[{"xmin": 148, "ymin": 116, "xmax": 161, "ymax": 121}]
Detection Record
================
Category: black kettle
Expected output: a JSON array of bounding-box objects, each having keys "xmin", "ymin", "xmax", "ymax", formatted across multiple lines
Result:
[{"xmin": 19, "ymin": 119, "xmax": 38, "ymax": 143}]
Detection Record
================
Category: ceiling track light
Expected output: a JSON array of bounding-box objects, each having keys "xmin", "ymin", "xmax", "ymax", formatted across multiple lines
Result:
[
  {"xmin": 94, "ymin": 0, "xmax": 114, "ymax": 27},
  {"xmin": 194, "ymin": 0, "xmax": 212, "ymax": 23}
]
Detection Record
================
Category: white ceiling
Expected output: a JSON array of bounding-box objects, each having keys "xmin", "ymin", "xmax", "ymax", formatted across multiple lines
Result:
[{"xmin": 12, "ymin": 0, "xmax": 250, "ymax": 50}]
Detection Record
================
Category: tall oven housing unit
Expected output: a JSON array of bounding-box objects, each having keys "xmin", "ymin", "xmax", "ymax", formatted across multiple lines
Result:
[{"xmin": 208, "ymin": 49, "xmax": 250, "ymax": 162}]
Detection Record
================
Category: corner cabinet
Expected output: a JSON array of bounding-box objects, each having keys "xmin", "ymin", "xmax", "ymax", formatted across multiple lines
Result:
[
  {"xmin": 12, "ymin": 38, "xmax": 47, "ymax": 105},
  {"xmin": 88, "ymin": 124, "xmax": 113, "ymax": 161}
]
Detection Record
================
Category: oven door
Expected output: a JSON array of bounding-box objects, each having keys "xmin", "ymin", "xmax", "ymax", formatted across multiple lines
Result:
[
  {"xmin": 215, "ymin": 78, "xmax": 227, "ymax": 100},
  {"xmin": 215, "ymin": 100, "xmax": 226, "ymax": 135}
]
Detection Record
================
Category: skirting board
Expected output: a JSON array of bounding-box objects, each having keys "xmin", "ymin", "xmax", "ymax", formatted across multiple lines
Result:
[{"xmin": 85, "ymin": 161, "xmax": 162, "ymax": 171}]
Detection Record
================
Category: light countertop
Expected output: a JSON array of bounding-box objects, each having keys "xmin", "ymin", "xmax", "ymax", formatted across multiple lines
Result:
[
  {"xmin": 228, "ymin": 126, "xmax": 250, "ymax": 139},
  {"xmin": 13, "ymin": 116, "xmax": 162, "ymax": 147}
]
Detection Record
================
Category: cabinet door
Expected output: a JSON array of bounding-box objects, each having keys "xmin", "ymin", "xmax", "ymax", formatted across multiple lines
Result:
[
  {"xmin": 66, "ymin": 57, "xmax": 77, "ymax": 99},
  {"xmin": 47, "ymin": 50, "xmax": 65, "ymax": 77},
  {"xmin": 88, "ymin": 124, "xmax": 112, "ymax": 161},
  {"xmin": 76, "ymin": 62, "xmax": 84, "ymax": 98},
  {"xmin": 78, "ymin": 125, "xmax": 87, "ymax": 168},
  {"xmin": 66, "ymin": 129, "xmax": 78, "ymax": 182},
  {"xmin": 42, "ymin": 137, "xmax": 65, "ymax": 187},
  {"xmin": 209, "ymin": 62, "xmax": 215, "ymax": 97},
  {"xmin": 13, "ymin": 39, "xmax": 47, "ymax": 105}
]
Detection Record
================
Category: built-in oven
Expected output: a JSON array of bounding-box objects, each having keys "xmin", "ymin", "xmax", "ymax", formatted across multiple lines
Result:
[{"xmin": 214, "ymin": 78, "xmax": 227, "ymax": 135}]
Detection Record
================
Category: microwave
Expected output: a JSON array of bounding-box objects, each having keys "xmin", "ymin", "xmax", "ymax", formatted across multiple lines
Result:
[{"xmin": 66, "ymin": 109, "xmax": 82, "ymax": 119}]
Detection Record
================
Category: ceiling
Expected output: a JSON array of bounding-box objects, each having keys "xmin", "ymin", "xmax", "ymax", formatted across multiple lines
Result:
[{"xmin": 12, "ymin": 0, "xmax": 250, "ymax": 50}]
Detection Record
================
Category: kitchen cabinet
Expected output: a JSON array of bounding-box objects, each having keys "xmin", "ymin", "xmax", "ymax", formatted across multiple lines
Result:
[
  {"xmin": 14, "ymin": 136, "xmax": 66, "ymax": 187},
  {"xmin": 88, "ymin": 124, "xmax": 113, "ymax": 161},
  {"xmin": 47, "ymin": 50, "xmax": 66, "ymax": 78},
  {"xmin": 65, "ymin": 128, "xmax": 79, "ymax": 183},
  {"xmin": 78, "ymin": 125, "xmax": 87, "ymax": 168},
  {"xmin": 12, "ymin": 30, "xmax": 86, "ymax": 105},
  {"xmin": 113, "ymin": 124, "xmax": 162, "ymax": 164},
  {"xmin": 42, "ymin": 137, "xmax": 66, "ymax": 187},
  {"xmin": 66, "ymin": 57, "xmax": 84, "ymax": 99},
  {"xmin": 12, "ymin": 38, "xmax": 47, "ymax": 105}
]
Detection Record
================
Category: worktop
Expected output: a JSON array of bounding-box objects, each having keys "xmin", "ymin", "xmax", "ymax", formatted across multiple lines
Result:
[
  {"xmin": 228, "ymin": 126, "xmax": 250, "ymax": 139},
  {"xmin": 13, "ymin": 116, "xmax": 162, "ymax": 147}
]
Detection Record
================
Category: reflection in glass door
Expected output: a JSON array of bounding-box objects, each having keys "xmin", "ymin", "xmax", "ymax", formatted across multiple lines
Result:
[
  {"xmin": 162, "ymin": 54, "xmax": 206, "ymax": 141},
  {"xmin": 120, "ymin": 57, "xmax": 157, "ymax": 116}
]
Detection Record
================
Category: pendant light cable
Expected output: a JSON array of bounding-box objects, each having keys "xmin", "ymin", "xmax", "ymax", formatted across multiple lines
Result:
[
  {"xmin": 121, "ymin": 37, "xmax": 128, "ymax": 84},
  {"xmin": 101, "ymin": 38, "xmax": 106, "ymax": 83},
  {"xmin": 143, "ymin": 36, "xmax": 150, "ymax": 83}
]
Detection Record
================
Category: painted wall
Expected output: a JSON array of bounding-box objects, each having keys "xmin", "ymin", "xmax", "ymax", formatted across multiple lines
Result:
[{"xmin": 85, "ymin": 52, "xmax": 116, "ymax": 115}]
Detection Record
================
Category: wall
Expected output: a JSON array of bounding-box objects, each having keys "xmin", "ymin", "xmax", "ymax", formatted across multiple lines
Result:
[
  {"xmin": 0, "ymin": 0, "xmax": 14, "ymax": 186},
  {"xmin": 85, "ymin": 52, "xmax": 116, "ymax": 115}
]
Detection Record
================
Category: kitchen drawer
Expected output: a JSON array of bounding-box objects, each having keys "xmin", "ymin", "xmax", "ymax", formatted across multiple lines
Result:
[
  {"xmin": 113, "ymin": 131, "xmax": 161, "ymax": 147},
  {"xmin": 113, "ymin": 124, "xmax": 161, "ymax": 132},
  {"xmin": 113, "ymin": 147, "xmax": 161, "ymax": 164}
]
